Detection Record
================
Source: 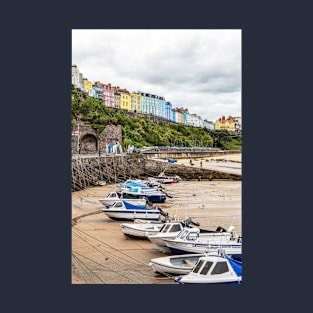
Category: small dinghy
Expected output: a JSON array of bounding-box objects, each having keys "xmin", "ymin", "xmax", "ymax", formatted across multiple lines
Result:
[
  {"xmin": 149, "ymin": 253, "xmax": 205, "ymax": 275},
  {"xmin": 120, "ymin": 221, "xmax": 165, "ymax": 238}
]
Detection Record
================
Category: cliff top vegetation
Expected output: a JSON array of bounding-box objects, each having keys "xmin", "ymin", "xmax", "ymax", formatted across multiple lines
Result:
[{"xmin": 71, "ymin": 85, "xmax": 241, "ymax": 150}]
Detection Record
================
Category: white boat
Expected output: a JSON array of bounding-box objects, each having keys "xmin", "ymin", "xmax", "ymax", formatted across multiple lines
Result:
[
  {"xmin": 100, "ymin": 200, "xmax": 168, "ymax": 221},
  {"xmin": 163, "ymin": 227, "xmax": 242, "ymax": 259},
  {"xmin": 120, "ymin": 216, "xmax": 191, "ymax": 239},
  {"xmin": 148, "ymin": 172, "xmax": 182, "ymax": 184},
  {"xmin": 147, "ymin": 217, "xmax": 204, "ymax": 250},
  {"xmin": 99, "ymin": 191, "xmax": 147, "ymax": 206},
  {"xmin": 149, "ymin": 253, "xmax": 205, "ymax": 275},
  {"xmin": 120, "ymin": 221, "xmax": 165, "ymax": 238},
  {"xmin": 174, "ymin": 251, "xmax": 242, "ymax": 284},
  {"xmin": 148, "ymin": 220, "xmax": 232, "ymax": 251}
]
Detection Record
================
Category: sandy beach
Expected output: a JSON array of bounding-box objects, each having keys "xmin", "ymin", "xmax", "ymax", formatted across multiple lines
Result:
[{"xmin": 72, "ymin": 154, "xmax": 242, "ymax": 284}]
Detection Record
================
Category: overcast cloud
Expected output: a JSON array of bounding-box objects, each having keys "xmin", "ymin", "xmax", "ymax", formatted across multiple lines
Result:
[{"xmin": 72, "ymin": 29, "xmax": 241, "ymax": 122}]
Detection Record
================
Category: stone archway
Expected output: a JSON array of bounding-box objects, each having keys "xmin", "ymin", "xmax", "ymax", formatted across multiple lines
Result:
[{"xmin": 80, "ymin": 134, "xmax": 97, "ymax": 154}]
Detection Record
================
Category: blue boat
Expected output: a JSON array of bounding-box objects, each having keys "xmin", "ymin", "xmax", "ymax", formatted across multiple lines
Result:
[
  {"xmin": 166, "ymin": 158, "xmax": 177, "ymax": 163},
  {"xmin": 100, "ymin": 200, "xmax": 168, "ymax": 221},
  {"xmin": 121, "ymin": 186, "xmax": 167, "ymax": 203},
  {"xmin": 118, "ymin": 179, "xmax": 161, "ymax": 190}
]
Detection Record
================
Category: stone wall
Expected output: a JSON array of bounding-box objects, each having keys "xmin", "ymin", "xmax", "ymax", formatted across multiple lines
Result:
[
  {"xmin": 71, "ymin": 122, "xmax": 122, "ymax": 154},
  {"xmin": 71, "ymin": 153, "xmax": 241, "ymax": 191},
  {"xmin": 142, "ymin": 150, "xmax": 241, "ymax": 159}
]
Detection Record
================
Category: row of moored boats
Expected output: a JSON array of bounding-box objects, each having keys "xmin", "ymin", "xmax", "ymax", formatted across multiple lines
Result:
[{"xmin": 98, "ymin": 175, "xmax": 242, "ymax": 284}]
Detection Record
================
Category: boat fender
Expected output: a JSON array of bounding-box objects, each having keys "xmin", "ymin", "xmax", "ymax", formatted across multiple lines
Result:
[{"xmin": 227, "ymin": 226, "xmax": 235, "ymax": 233}]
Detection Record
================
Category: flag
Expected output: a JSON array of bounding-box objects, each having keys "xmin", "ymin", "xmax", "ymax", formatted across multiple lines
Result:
[{"xmin": 72, "ymin": 131, "xmax": 79, "ymax": 136}]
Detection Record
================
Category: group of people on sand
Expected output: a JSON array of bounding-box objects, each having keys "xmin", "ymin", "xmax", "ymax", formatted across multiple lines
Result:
[{"xmin": 190, "ymin": 159, "xmax": 202, "ymax": 167}]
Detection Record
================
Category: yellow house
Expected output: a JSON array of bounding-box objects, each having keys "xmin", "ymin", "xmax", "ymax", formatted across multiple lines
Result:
[
  {"xmin": 83, "ymin": 78, "xmax": 93, "ymax": 96},
  {"xmin": 215, "ymin": 116, "xmax": 237, "ymax": 131},
  {"xmin": 117, "ymin": 88, "xmax": 130, "ymax": 111},
  {"xmin": 226, "ymin": 119, "xmax": 235, "ymax": 131},
  {"xmin": 215, "ymin": 120, "xmax": 220, "ymax": 130},
  {"xmin": 130, "ymin": 93, "xmax": 142, "ymax": 112}
]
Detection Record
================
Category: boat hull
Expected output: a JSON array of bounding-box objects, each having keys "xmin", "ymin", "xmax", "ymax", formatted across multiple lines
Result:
[
  {"xmin": 99, "ymin": 198, "xmax": 147, "ymax": 206},
  {"xmin": 121, "ymin": 191, "xmax": 166, "ymax": 203},
  {"xmin": 148, "ymin": 233, "xmax": 180, "ymax": 248},
  {"xmin": 165, "ymin": 240, "xmax": 242, "ymax": 258},
  {"xmin": 125, "ymin": 195, "xmax": 166, "ymax": 203},
  {"xmin": 176, "ymin": 276, "xmax": 242, "ymax": 284},
  {"xmin": 101, "ymin": 209, "xmax": 161, "ymax": 221}
]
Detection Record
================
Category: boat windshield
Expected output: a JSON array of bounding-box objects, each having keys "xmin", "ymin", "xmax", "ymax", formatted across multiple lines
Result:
[
  {"xmin": 192, "ymin": 260, "xmax": 215, "ymax": 275},
  {"xmin": 178, "ymin": 229, "xmax": 199, "ymax": 240},
  {"xmin": 113, "ymin": 202, "xmax": 123, "ymax": 208},
  {"xmin": 169, "ymin": 224, "xmax": 182, "ymax": 233},
  {"xmin": 200, "ymin": 261, "xmax": 214, "ymax": 275},
  {"xmin": 187, "ymin": 232, "xmax": 198, "ymax": 241},
  {"xmin": 192, "ymin": 260, "xmax": 205, "ymax": 273},
  {"xmin": 160, "ymin": 224, "xmax": 171, "ymax": 233},
  {"xmin": 178, "ymin": 230, "xmax": 189, "ymax": 239},
  {"xmin": 211, "ymin": 261, "xmax": 229, "ymax": 275}
]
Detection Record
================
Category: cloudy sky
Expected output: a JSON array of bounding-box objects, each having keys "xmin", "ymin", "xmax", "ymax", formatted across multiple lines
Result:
[{"xmin": 72, "ymin": 29, "xmax": 241, "ymax": 122}]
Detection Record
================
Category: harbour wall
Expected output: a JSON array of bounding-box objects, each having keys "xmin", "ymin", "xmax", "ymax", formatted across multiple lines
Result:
[
  {"xmin": 71, "ymin": 151, "xmax": 241, "ymax": 191},
  {"xmin": 141, "ymin": 150, "xmax": 241, "ymax": 159}
]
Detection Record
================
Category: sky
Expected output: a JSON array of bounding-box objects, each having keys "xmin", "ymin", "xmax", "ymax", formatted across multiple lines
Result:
[{"xmin": 72, "ymin": 29, "xmax": 241, "ymax": 122}]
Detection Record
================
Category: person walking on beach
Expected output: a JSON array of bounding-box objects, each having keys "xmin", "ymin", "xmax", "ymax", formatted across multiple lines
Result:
[{"xmin": 200, "ymin": 160, "xmax": 202, "ymax": 168}]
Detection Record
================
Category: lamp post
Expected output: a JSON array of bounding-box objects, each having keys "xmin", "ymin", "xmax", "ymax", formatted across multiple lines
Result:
[
  {"xmin": 98, "ymin": 135, "xmax": 101, "ymax": 157},
  {"xmin": 77, "ymin": 119, "xmax": 80, "ymax": 154}
]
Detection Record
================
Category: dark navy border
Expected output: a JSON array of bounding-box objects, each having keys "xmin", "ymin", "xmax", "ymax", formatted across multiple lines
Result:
[{"xmin": 3, "ymin": 0, "xmax": 310, "ymax": 311}]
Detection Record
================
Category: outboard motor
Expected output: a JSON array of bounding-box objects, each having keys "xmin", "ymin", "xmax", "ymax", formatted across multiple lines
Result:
[
  {"xmin": 157, "ymin": 207, "xmax": 169, "ymax": 217},
  {"xmin": 191, "ymin": 220, "xmax": 200, "ymax": 227},
  {"xmin": 183, "ymin": 217, "xmax": 192, "ymax": 226},
  {"xmin": 145, "ymin": 197, "xmax": 153, "ymax": 207},
  {"xmin": 183, "ymin": 217, "xmax": 200, "ymax": 227}
]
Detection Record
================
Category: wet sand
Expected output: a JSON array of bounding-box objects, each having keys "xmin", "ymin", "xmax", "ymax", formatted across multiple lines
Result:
[{"xmin": 72, "ymin": 154, "xmax": 242, "ymax": 284}]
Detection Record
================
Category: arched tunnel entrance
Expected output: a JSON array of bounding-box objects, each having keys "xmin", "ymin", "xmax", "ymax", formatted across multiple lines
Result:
[{"xmin": 80, "ymin": 134, "xmax": 98, "ymax": 154}]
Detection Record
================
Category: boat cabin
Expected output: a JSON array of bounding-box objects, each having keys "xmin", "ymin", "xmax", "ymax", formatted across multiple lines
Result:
[
  {"xmin": 175, "ymin": 254, "xmax": 242, "ymax": 284},
  {"xmin": 192, "ymin": 255, "xmax": 241, "ymax": 277},
  {"xmin": 158, "ymin": 222, "xmax": 184, "ymax": 234},
  {"xmin": 105, "ymin": 192, "xmax": 119, "ymax": 199}
]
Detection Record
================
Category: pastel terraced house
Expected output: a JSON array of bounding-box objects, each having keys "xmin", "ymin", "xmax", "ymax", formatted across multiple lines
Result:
[
  {"xmin": 83, "ymin": 78, "xmax": 93, "ymax": 97},
  {"xmin": 130, "ymin": 92, "xmax": 142, "ymax": 112},
  {"xmin": 72, "ymin": 64, "xmax": 241, "ymax": 131},
  {"xmin": 215, "ymin": 116, "xmax": 236, "ymax": 131}
]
